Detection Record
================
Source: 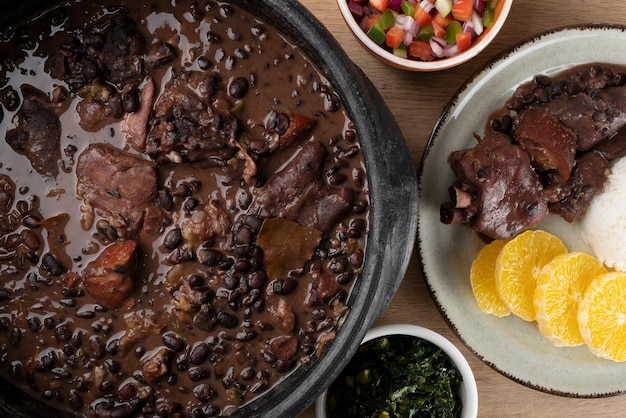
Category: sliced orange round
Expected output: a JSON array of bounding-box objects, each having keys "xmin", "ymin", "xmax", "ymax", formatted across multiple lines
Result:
[
  {"xmin": 470, "ymin": 239, "xmax": 510, "ymax": 317},
  {"xmin": 495, "ymin": 230, "xmax": 567, "ymax": 321},
  {"xmin": 534, "ymin": 252, "xmax": 607, "ymax": 347},
  {"xmin": 578, "ymin": 272, "xmax": 626, "ymax": 362}
]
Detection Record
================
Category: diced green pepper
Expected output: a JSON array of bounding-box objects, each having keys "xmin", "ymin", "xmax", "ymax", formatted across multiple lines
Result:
[
  {"xmin": 378, "ymin": 9, "xmax": 396, "ymax": 30},
  {"xmin": 400, "ymin": 0, "xmax": 415, "ymax": 17},
  {"xmin": 416, "ymin": 25, "xmax": 434, "ymax": 41},
  {"xmin": 445, "ymin": 20, "xmax": 462, "ymax": 44},
  {"xmin": 483, "ymin": 7, "xmax": 495, "ymax": 28},
  {"xmin": 393, "ymin": 43, "xmax": 408, "ymax": 58},
  {"xmin": 367, "ymin": 23, "xmax": 387, "ymax": 45}
]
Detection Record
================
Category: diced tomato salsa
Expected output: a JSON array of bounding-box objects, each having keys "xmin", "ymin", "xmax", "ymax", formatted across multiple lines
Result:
[{"xmin": 350, "ymin": 0, "xmax": 500, "ymax": 62}]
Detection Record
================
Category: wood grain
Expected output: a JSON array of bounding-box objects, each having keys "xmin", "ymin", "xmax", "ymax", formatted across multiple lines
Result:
[{"xmin": 297, "ymin": 0, "xmax": 626, "ymax": 417}]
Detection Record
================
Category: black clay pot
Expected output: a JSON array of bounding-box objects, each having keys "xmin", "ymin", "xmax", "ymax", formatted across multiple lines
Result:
[{"xmin": 0, "ymin": 1, "xmax": 418, "ymax": 417}]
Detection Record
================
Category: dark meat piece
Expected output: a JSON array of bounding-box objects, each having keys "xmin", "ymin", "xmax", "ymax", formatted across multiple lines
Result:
[
  {"xmin": 142, "ymin": 347, "xmax": 172, "ymax": 383},
  {"xmin": 514, "ymin": 107, "xmax": 577, "ymax": 179},
  {"xmin": 548, "ymin": 152, "xmax": 611, "ymax": 222},
  {"xmin": 5, "ymin": 87, "xmax": 62, "ymax": 177},
  {"xmin": 441, "ymin": 132, "xmax": 548, "ymax": 240},
  {"xmin": 0, "ymin": 174, "xmax": 15, "ymax": 233},
  {"xmin": 545, "ymin": 86, "xmax": 626, "ymax": 152},
  {"xmin": 48, "ymin": 16, "xmax": 146, "ymax": 91},
  {"xmin": 82, "ymin": 240, "xmax": 137, "ymax": 309},
  {"xmin": 76, "ymin": 144, "xmax": 158, "ymax": 238},
  {"xmin": 121, "ymin": 77, "xmax": 155, "ymax": 150},
  {"xmin": 249, "ymin": 141, "xmax": 353, "ymax": 232},
  {"xmin": 145, "ymin": 71, "xmax": 239, "ymax": 164},
  {"xmin": 547, "ymin": 129, "xmax": 626, "ymax": 221},
  {"xmin": 269, "ymin": 335, "xmax": 298, "ymax": 361}
]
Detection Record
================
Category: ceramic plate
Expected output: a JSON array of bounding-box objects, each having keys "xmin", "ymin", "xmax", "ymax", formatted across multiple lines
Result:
[{"xmin": 418, "ymin": 24, "xmax": 626, "ymax": 397}]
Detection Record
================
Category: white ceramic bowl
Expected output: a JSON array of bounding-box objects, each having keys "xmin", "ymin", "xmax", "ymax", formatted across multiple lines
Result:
[
  {"xmin": 336, "ymin": 0, "xmax": 513, "ymax": 71},
  {"xmin": 315, "ymin": 323, "xmax": 478, "ymax": 417}
]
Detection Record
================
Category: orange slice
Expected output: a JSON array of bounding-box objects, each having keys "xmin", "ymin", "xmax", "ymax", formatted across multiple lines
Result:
[
  {"xmin": 534, "ymin": 252, "xmax": 607, "ymax": 347},
  {"xmin": 470, "ymin": 239, "xmax": 510, "ymax": 317},
  {"xmin": 578, "ymin": 271, "xmax": 626, "ymax": 362},
  {"xmin": 495, "ymin": 230, "xmax": 567, "ymax": 321}
]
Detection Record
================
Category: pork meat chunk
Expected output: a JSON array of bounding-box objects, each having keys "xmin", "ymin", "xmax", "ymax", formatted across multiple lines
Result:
[
  {"xmin": 249, "ymin": 141, "xmax": 353, "ymax": 232},
  {"xmin": 6, "ymin": 87, "xmax": 61, "ymax": 177},
  {"xmin": 76, "ymin": 144, "xmax": 158, "ymax": 238},
  {"xmin": 441, "ymin": 132, "xmax": 548, "ymax": 240}
]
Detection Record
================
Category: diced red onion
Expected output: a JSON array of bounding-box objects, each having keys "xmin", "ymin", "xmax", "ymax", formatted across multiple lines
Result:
[
  {"xmin": 444, "ymin": 44, "xmax": 459, "ymax": 57},
  {"xmin": 429, "ymin": 36, "xmax": 445, "ymax": 57},
  {"xmin": 474, "ymin": 0, "xmax": 486, "ymax": 14},
  {"xmin": 471, "ymin": 10, "xmax": 484, "ymax": 36},
  {"xmin": 348, "ymin": 0, "xmax": 364, "ymax": 18},
  {"xmin": 462, "ymin": 20, "xmax": 474, "ymax": 34},
  {"xmin": 388, "ymin": 0, "xmax": 403, "ymax": 11},
  {"xmin": 420, "ymin": 0, "xmax": 435, "ymax": 14}
]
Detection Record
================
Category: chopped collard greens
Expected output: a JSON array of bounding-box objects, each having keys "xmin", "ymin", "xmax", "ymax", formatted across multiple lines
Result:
[{"xmin": 326, "ymin": 335, "xmax": 463, "ymax": 418}]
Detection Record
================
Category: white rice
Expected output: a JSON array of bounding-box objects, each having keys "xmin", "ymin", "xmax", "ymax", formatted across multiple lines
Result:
[{"xmin": 582, "ymin": 157, "xmax": 626, "ymax": 271}]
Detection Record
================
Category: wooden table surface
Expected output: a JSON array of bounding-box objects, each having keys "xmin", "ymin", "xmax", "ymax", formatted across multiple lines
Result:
[{"xmin": 297, "ymin": 0, "xmax": 626, "ymax": 417}]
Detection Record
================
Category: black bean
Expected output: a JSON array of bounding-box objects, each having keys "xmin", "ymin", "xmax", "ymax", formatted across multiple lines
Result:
[
  {"xmin": 324, "ymin": 92, "xmax": 341, "ymax": 112},
  {"xmin": 118, "ymin": 382, "xmax": 137, "ymax": 400},
  {"xmin": 336, "ymin": 270, "xmax": 354, "ymax": 285},
  {"xmin": 110, "ymin": 403, "xmax": 134, "ymax": 418},
  {"xmin": 236, "ymin": 330, "xmax": 257, "ymax": 342},
  {"xmin": 157, "ymin": 189, "xmax": 174, "ymax": 211},
  {"xmin": 41, "ymin": 253, "xmax": 66, "ymax": 276},
  {"xmin": 197, "ymin": 56, "xmax": 212, "ymax": 70},
  {"xmin": 349, "ymin": 248, "xmax": 364, "ymax": 268},
  {"xmin": 122, "ymin": 90, "xmax": 140, "ymax": 113},
  {"xmin": 206, "ymin": 31, "xmax": 222, "ymax": 43},
  {"xmin": 188, "ymin": 274, "xmax": 205, "ymax": 289},
  {"xmin": 0, "ymin": 289, "xmax": 12, "ymax": 301},
  {"xmin": 89, "ymin": 335, "xmax": 106, "ymax": 359},
  {"xmin": 233, "ymin": 259, "xmax": 251, "ymax": 273},
  {"xmin": 189, "ymin": 343, "xmax": 211, "ymax": 365},
  {"xmin": 223, "ymin": 274, "xmax": 239, "ymax": 290},
  {"xmin": 234, "ymin": 226, "xmax": 253, "ymax": 245},
  {"xmin": 228, "ymin": 77, "xmax": 248, "ymax": 98},
  {"xmin": 9, "ymin": 361, "xmax": 23, "ymax": 379},
  {"xmin": 534, "ymin": 74, "xmax": 552, "ymax": 87},
  {"xmin": 106, "ymin": 338, "xmax": 120, "ymax": 355},
  {"xmin": 55, "ymin": 322, "xmax": 72, "ymax": 342},
  {"xmin": 10, "ymin": 327, "xmax": 22, "ymax": 347},
  {"xmin": 44, "ymin": 317, "xmax": 56, "ymax": 329},
  {"xmin": 189, "ymin": 366, "xmax": 211, "ymax": 381},
  {"xmin": 67, "ymin": 389, "xmax": 85, "ymax": 411},
  {"xmin": 198, "ymin": 248, "xmax": 222, "ymax": 266},
  {"xmin": 60, "ymin": 298, "xmax": 77, "ymax": 307},
  {"xmin": 162, "ymin": 332, "xmax": 187, "ymax": 352},
  {"xmin": 184, "ymin": 197, "xmax": 199, "ymax": 211},
  {"xmin": 193, "ymin": 383, "xmax": 215, "ymax": 403},
  {"xmin": 163, "ymin": 228, "xmax": 183, "ymax": 250},
  {"xmin": 27, "ymin": 316, "xmax": 42, "ymax": 333},
  {"xmin": 217, "ymin": 312, "xmax": 238, "ymax": 328},
  {"xmin": 20, "ymin": 229, "xmax": 40, "ymax": 250},
  {"xmin": 100, "ymin": 380, "xmax": 114, "ymax": 393}
]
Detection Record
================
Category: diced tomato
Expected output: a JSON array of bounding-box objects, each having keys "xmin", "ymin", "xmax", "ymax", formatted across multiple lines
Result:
[
  {"xmin": 365, "ymin": 15, "xmax": 380, "ymax": 31},
  {"xmin": 385, "ymin": 27, "xmax": 405, "ymax": 49},
  {"xmin": 369, "ymin": 0, "xmax": 390, "ymax": 12},
  {"xmin": 432, "ymin": 12, "xmax": 451, "ymax": 29},
  {"xmin": 413, "ymin": 6, "xmax": 432, "ymax": 28},
  {"xmin": 432, "ymin": 21, "xmax": 446, "ymax": 38},
  {"xmin": 452, "ymin": 0, "xmax": 474, "ymax": 21},
  {"xmin": 408, "ymin": 40, "xmax": 434, "ymax": 61},
  {"xmin": 456, "ymin": 31, "xmax": 472, "ymax": 50}
]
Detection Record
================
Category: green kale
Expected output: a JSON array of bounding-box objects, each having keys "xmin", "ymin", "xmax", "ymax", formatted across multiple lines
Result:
[{"xmin": 326, "ymin": 335, "xmax": 463, "ymax": 418}]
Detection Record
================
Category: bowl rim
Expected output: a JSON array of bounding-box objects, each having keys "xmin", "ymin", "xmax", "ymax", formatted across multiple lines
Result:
[
  {"xmin": 336, "ymin": 0, "xmax": 514, "ymax": 71},
  {"xmin": 315, "ymin": 323, "xmax": 479, "ymax": 418}
]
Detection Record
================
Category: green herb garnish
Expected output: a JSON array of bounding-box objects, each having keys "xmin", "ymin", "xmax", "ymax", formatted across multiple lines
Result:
[{"xmin": 327, "ymin": 335, "xmax": 463, "ymax": 418}]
